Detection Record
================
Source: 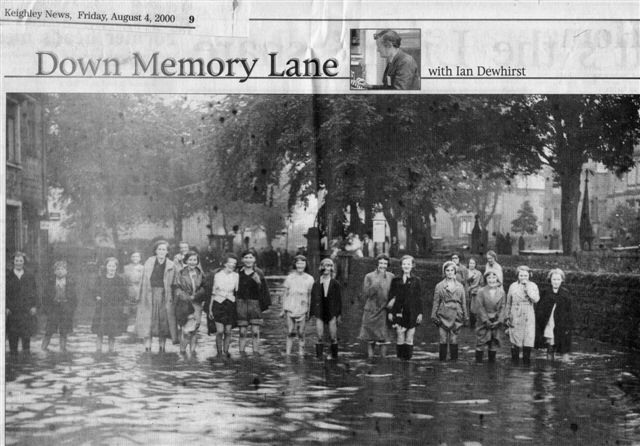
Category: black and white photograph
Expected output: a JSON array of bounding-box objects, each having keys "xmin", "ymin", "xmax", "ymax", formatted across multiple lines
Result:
[
  {"xmin": 5, "ymin": 92, "xmax": 640, "ymax": 444},
  {"xmin": 350, "ymin": 29, "xmax": 421, "ymax": 91}
]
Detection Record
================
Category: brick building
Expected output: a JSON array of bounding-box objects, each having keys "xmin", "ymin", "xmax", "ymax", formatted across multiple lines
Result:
[{"xmin": 5, "ymin": 93, "xmax": 49, "ymax": 279}]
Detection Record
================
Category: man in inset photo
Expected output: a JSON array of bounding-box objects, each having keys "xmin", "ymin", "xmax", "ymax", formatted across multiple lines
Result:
[{"xmin": 357, "ymin": 29, "xmax": 420, "ymax": 90}]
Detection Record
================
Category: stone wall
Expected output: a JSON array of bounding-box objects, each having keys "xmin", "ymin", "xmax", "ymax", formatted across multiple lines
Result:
[{"xmin": 341, "ymin": 257, "xmax": 640, "ymax": 349}]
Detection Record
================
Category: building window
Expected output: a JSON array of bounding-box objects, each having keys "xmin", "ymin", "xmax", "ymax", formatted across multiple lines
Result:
[
  {"xmin": 627, "ymin": 165, "xmax": 639, "ymax": 187},
  {"xmin": 6, "ymin": 100, "xmax": 20, "ymax": 165},
  {"xmin": 591, "ymin": 198, "xmax": 599, "ymax": 223},
  {"xmin": 6, "ymin": 204, "xmax": 21, "ymax": 255},
  {"xmin": 21, "ymin": 101, "xmax": 37, "ymax": 157},
  {"xmin": 460, "ymin": 219, "xmax": 473, "ymax": 235}
]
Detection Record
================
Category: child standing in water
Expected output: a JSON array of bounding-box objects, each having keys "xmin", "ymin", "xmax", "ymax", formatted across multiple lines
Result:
[
  {"xmin": 504, "ymin": 265, "xmax": 540, "ymax": 365},
  {"xmin": 473, "ymin": 271, "xmax": 505, "ymax": 363},
  {"xmin": 432, "ymin": 261, "xmax": 468, "ymax": 361},
  {"xmin": 281, "ymin": 255, "xmax": 314, "ymax": 356},
  {"xmin": 92, "ymin": 257, "xmax": 127, "ymax": 353},
  {"xmin": 388, "ymin": 255, "xmax": 424, "ymax": 360},
  {"xmin": 310, "ymin": 258, "xmax": 342, "ymax": 359},
  {"xmin": 42, "ymin": 260, "xmax": 77, "ymax": 352}
]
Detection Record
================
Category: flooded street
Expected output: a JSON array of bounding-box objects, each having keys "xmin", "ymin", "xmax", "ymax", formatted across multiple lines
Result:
[{"xmin": 6, "ymin": 293, "xmax": 640, "ymax": 446}]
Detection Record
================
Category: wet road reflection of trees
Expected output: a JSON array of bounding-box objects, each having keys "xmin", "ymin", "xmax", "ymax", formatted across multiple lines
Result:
[{"xmin": 6, "ymin": 299, "xmax": 640, "ymax": 445}]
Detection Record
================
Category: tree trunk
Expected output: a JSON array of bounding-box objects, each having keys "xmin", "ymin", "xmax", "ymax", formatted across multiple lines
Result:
[
  {"xmin": 348, "ymin": 201, "xmax": 361, "ymax": 235},
  {"xmin": 383, "ymin": 208, "xmax": 398, "ymax": 242},
  {"xmin": 362, "ymin": 201, "xmax": 373, "ymax": 237},
  {"xmin": 559, "ymin": 168, "xmax": 582, "ymax": 255},
  {"xmin": 173, "ymin": 202, "xmax": 184, "ymax": 242},
  {"xmin": 450, "ymin": 215, "xmax": 461, "ymax": 239},
  {"xmin": 110, "ymin": 225, "xmax": 119, "ymax": 248}
]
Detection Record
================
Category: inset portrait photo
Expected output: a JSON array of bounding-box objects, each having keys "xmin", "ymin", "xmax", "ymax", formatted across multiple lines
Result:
[{"xmin": 350, "ymin": 28, "xmax": 421, "ymax": 91}]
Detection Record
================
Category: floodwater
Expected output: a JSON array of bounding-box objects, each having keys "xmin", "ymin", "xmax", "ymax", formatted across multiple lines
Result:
[{"xmin": 6, "ymin": 290, "xmax": 640, "ymax": 445}]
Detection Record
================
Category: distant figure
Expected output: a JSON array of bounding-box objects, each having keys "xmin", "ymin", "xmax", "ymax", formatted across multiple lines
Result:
[
  {"xmin": 495, "ymin": 231, "xmax": 505, "ymax": 255},
  {"xmin": 263, "ymin": 245, "xmax": 278, "ymax": 275},
  {"xmin": 471, "ymin": 216, "xmax": 482, "ymax": 254},
  {"xmin": 42, "ymin": 260, "xmax": 77, "ymax": 353},
  {"xmin": 281, "ymin": 249, "xmax": 292, "ymax": 274},
  {"xmin": 484, "ymin": 250, "xmax": 504, "ymax": 286},
  {"xmin": 504, "ymin": 233, "xmax": 513, "ymax": 255},
  {"xmin": 518, "ymin": 235, "xmax": 525, "ymax": 253},
  {"xmin": 202, "ymin": 244, "xmax": 220, "ymax": 273},
  {"xmin": 451, "ymin": 253, "xmax": 469, "ymax": 288},
  {"xmin": 466, "ymin": 257, "xmax": 483, "ymax": 329},
  {"xmin": 123, "ymin": 251, "xmax": 144, "ymax": 332},
  {"xmin": 173, "ymin": 241, "xmax": 190, "ymax": 271},
  {"xmin": 345, "ymin": 233, "xmax": 364, "ymax": 257},
  {"xmin": 243, "ymin": 236, "xmax": 251, "ymax": 252},
  {"xmin": 549, "ymin": 229, "xmax": 560, "ymax": 250},
  {"xmin": 362, "ymin": 233, "xmax": 375, "ymax": 258},
  {"xmin": 390, "ymin": 236, "xmax": 400, "ymax": 258}
]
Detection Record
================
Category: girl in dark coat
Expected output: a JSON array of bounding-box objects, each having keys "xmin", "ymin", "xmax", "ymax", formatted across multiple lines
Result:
[
  {"xmin": 92, "ymin": 257, "xmax": 127, "ymax": 353},
  {"xmin": 42, "ymin": 260, "xmax": 77, "ymax": 352},
  {"xmin": 310, "ymin": 258, "xmax": 342, "ymax": 359},
  {"xmin": 388, "ymin": 255, "xmax": 424, "ymax": 360},
  {"xmin": 535, "ymin": 268, "xmax": 573, "ymax": 358},
  {"xmin": 6, "ymin": 252, "xmax": 38, "ymax": 354},
  {"xmin": 236, "ymin": 249, "xmax": 271, "ymax": 355},
  {"xmin": 173, "ymin": 251, "xmax": 206, "ymax": 355}
]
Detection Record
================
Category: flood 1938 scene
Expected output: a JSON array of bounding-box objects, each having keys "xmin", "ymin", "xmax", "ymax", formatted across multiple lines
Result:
[{"xmin": 5, "ymin": 93, "xmax": 640, "ymax": 445}]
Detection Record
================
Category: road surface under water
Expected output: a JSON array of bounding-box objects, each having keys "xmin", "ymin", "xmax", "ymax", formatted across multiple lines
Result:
[{"xmin": 6, "ymin": 293, "xmax": 640, "ymax": 445}]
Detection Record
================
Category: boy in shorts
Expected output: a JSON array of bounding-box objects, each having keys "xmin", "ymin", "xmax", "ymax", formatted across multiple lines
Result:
[{"xmin": 281, "ymin": 255, "xmax": 314, "ymax": 356}]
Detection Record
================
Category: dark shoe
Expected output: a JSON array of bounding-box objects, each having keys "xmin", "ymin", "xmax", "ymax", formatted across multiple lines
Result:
[
  {"xmin": 405, "ymin": 345, "xmax": 413, "ymax": 360},
  {"xmin": 315, "ymin": 343, "xmax": 324, "ymax": 359},
  {"xmin": 546, "ymin": 345, "xmax": 555, "ymax": 361},
  {"xmin": 397, "ymin": 344, "xmax": 403, "ymax": 359},
  {"xmin": 523, "ymin": 347, "xmax": 532, "ymax": 366},
  {"xmin": 511, "ymin": 347, "xmax": 520, "ymax": 363},
  {"xmin": 488, "ymin": 350, "xmax": 497, "ymax": 363},
  {"xmin": 439, "ymin": 344, "xmax": 448, "ymax": 361},
  {"xmin": 475, "ymin": 350, "xmax": 484, "ymax": 363},
  {"xmin": 330, "ymin": 343, "xmax": 338, "ymax": 359},
  {"xmin": 450, "ymin": 344, "xmax": 459, "ymax": 361}
]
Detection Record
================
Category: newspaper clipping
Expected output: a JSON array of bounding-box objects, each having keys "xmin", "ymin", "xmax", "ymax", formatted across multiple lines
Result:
[{"xmin": 2, "ymin": 1, "xmax": 640, "ymax": 444}]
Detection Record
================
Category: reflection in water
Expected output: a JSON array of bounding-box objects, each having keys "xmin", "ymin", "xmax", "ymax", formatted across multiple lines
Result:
[{"xmin": 6, "ymin": 300, "xmax": 640, "ymax": 445}]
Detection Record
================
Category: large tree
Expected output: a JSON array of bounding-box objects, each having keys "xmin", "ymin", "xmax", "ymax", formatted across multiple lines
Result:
[
  {"xmin": 503, "ymin": 95, "xmax": 640, "ymax": 254},
  {"xmin": 205, "ymin": 95, "xmax": 532, "ymax": 256},
  {"xmin": 46, "ymin": 94, "xmax": 209, "ymax": 245}
]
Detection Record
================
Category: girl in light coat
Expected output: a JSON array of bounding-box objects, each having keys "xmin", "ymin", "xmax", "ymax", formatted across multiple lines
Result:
[
  {"xmin": 503, "ymin": 265, "xmax": 540, "ymax": 365},
  {"xmin": 135, "ymin": 241, "xmax": 177, "ymax": 352}
]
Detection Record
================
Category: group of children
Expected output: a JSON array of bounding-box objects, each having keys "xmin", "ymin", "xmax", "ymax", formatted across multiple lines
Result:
[
  {"xmin": 358, "ymin": 252, "xmax": 573, "ymax": 365},
  {"xmin": 8, "ymin": 247, "xmax": 572, "ymax": 364}
]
